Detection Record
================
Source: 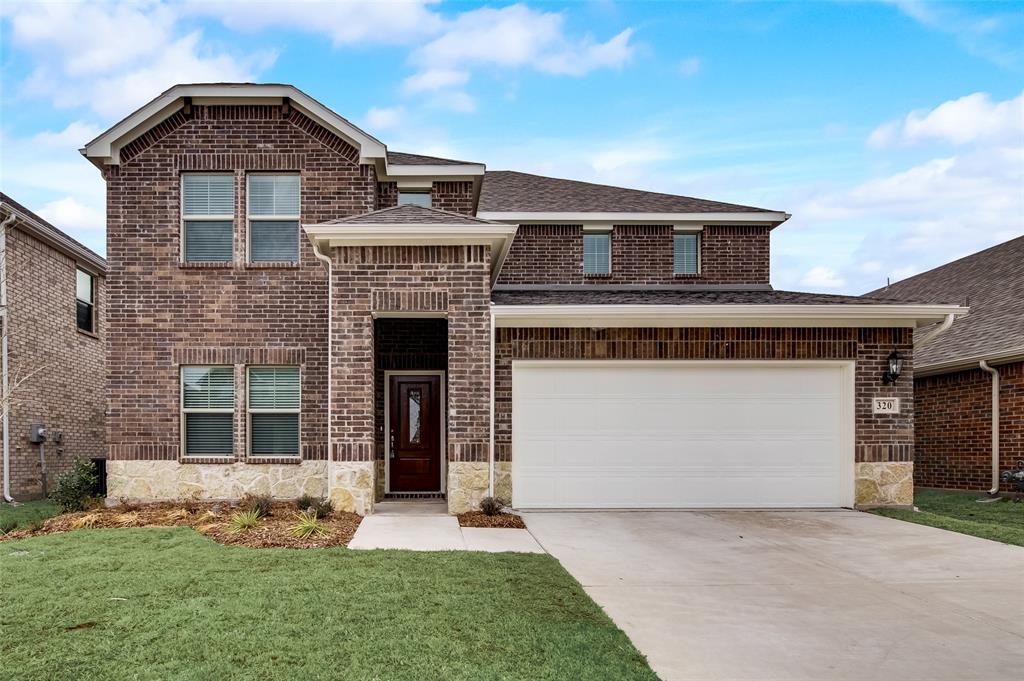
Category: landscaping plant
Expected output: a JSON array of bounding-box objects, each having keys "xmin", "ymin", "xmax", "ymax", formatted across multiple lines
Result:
[
  {"xmin": 228, "ymin": 509, "xmax": 261, "ymax": 534},
  {"xmin": 0, "ymin": 519, "xmax": 16, "ymax": 535},
  {"xmin": 50, "ymin": 457, "xmax": 98, "ymax": 512},
  {"xmin": 478, "ymin": 496, "xmax": 505, "ymax": 516},
  {"xmin": 290, "ymin": 511, "xmax": 330, "ymax": 539},
  {"xmin": 240, "ymin": 493, "xmax": 273, "ymax": 518}
]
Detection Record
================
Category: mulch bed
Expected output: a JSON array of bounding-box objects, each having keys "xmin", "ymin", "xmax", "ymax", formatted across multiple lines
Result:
[
  {"xmin": 457, "ymin": 511, "xmax": 527, "ymax": 529},
  {"xmin": 0, "ymin": 501, "xmax": 362, "ymax": 549}
]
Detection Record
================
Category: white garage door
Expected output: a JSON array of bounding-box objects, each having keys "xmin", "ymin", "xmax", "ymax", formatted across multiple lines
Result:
[{"xmin": 512, "ymin": 361, "xmax": 852, "ymax": 509}]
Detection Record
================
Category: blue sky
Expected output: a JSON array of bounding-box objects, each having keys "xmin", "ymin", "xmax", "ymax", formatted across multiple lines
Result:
[{"xmin": 1, "ymin": 0, "xmax": 1021, "ymax": 293}]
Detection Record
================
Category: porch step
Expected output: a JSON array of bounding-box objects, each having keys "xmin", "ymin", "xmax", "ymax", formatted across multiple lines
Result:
[{"xmin": 373, "ymin": 500, "xmax": 448, "ymax": 516}]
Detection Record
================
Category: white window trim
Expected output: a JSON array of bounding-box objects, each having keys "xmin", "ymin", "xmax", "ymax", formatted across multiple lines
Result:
[
  {"xmin": 180, "ymin": 365, "xmax": 235, "ymax": 459},
  {"xmin": 673, "ymin": 230, "xmax": 702, "ymax": 275},
  {"xmin": 246, "ymin": 365, "xmax": 301, "ymax": 459},
  {"xmin": 180, "ymin": 173, "xmax": 235, "ymax": 264},
  {"xmin": 397, "ymin": 190, "xmax": 432, "ymax": 208},
  {"xmin": 246, "ymin": 173, "xmax": 301, "ymax": 264},
  {"xmin": 582, "ymin": 229, "xmax": 612, "ymax": 275},
  {"xmin": 75, "ymin": 268, "xmax": 96, "ymax": 333}
]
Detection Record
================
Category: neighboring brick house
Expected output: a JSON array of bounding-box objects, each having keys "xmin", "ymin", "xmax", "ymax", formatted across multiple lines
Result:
[
  {"xmin": 865, "ymin": 236, "xmax": 1024, "ymax": 492},
  {"xmin": 82, "ymin": 83, "xmax": 965, "ymax": 514},
  {"xmin": 0, "ymin": 193, "xmax": 107, "ymax": 501}
]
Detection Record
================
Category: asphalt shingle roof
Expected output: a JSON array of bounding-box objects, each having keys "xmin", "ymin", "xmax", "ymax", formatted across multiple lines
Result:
[
  {"xmin": 492, "ymin": 289, "xmax": 911, "ymax": 306},
  {"xmin": 478, "ymin": 170, "xmax": 780, "ymax": 215},
  {"xmin": 863, "ymin": 235, "xmax": 1024, "ymax": 369},
  {"xmin": 387, "ymin": 151, "xmax": 481, "ymax": 166},
  {"xmin": 320, "ymin": 204, "xmax": 502, "ymax": 226}
]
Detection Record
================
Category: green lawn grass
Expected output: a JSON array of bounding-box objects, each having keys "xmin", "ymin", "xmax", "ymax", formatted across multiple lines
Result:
[
  {"xmin": 0, "ymin": 499, "xmax": 60, "ymax": 531},
  {"xmin": 0, "ymin": 528, "xmax": 656, "ymax": 681},
  {"xmin": 872, "ymin": 488, "xmax": 1024, "ymax": 546}
]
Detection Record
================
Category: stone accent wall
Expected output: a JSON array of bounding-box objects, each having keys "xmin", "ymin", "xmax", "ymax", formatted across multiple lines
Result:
[
  {"xmin": 915, "ymin": 361, "xmax": 1022, "ymax": 491},
  {"xmin": 496, "ymin": 224, "xmax": 771, "ymax": 285},
  {"xmin": 328, "ymin": 461, "xmax": 374, "ymax": 515},
  {"xmin": 3, "ymin": 224, "xmax": 105, "ymax": 499},
  {"xmin": 107, "ymin": 460, "xmax": 327, "ymax": 501},
  {"xmin": 495, "ymin": 327, "xmax": 914, "ymax": 506},
  {"xmin": 855, "ymin": 462, "xmax": 914, "ymax": 506},
  {"xmin": 448, "ymin": 461, "xmax": 489, "ymax": 514},
  {"xmin": 104, "ymin": 105, "xmax": 374, "ymax": 476}
]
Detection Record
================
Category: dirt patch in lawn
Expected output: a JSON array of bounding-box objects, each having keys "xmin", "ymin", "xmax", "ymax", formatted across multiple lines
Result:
[
  {"xmin": 457, "ymin": 512, "xmax": 527, "ymax": 529},
  {"xmin": 0, "ymin": 502, "xmax": 362, "ymax": 549}
]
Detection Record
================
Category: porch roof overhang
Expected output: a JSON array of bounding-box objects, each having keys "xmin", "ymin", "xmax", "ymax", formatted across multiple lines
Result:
[
  {"xmin": 303, "ymin": 222, "xmax": 518, "ymax": 283},
  {"xmin": 490, "ymin": 303, "xmax": 969, "ymax": 329}
]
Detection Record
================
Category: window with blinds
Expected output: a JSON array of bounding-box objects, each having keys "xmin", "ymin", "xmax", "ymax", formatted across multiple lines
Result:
[
  {"xmin": 182, "ymin": 174, "xmax": 234, "ymax": 263},
  {"xmin": 248, "ymin": 367, "xmax": 300, "ymax": 457},
  {"xmin": 674, "ymin": 233, "xmax": 700, "ymax": 275},
  {"xmin": 181, "ymin": 367, "xmax": 235, "ymax": 457},
  {"xmin": 583, "ymin": 232, "xmax": 611, "ymax": 274},
  {"xmin": 76, "ymin": 268, "xmax": 94, "ymax": 333},
  {"xmin": 248, "ymin": 175, "xmax": 300, "ymax": 263}
]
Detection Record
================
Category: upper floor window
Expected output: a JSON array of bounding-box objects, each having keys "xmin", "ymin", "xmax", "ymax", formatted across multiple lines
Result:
[
  {"xmin": 674, "ymin": 232, "xmax": 700, "ymax": 275},
  {"xmin": 181, "ymin": 366, "xmax": 235, "ymax": 457},
  {"xmin": 182, "ymin": 174, "xmax": 234, "ymax": 263},
  {"xmin": 583, "ymin": 232, "xmax": 611, "ymax": 275},
  {"xmin": 248, "ymin": 175, "xmax": 300, "ymax": 263},
  {"xmin": 75, "ymin": 268, "xmax": 95, "ymax": 333},
  {"xmin": 398, "ymin": 191, "xmax": 431, "ymax": 208},
  {"xmin": 248, "ymin": 366, "xmax": 300, "ymax": 457}
]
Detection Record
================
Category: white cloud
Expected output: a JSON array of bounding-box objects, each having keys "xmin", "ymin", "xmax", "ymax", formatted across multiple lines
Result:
[
  {"xmin": 679, "ymin": 57, "xmax": 701, "ymax": 76},
  {"xmin": 433, "ymin": 91, "xmax": 477, "ymax": 114},
  {"xmin": 869, "ymin": 90, "xmax": 1024, "ymax": 148},
  {"xmin": 800, "ymin": 266, "xmax": 845, "ymax": 289},
  {"xmin": 887, "ymin": 0, "xmax": 1023, "ymax": 68},
  {"xmin": 365, "ymin": 106, "xmax": 405, "ymax": 130},
  {"xmin": 402, "ymin": 69, "xmax": 470, "ymax": 94},
  {"xmin": 29, "ymin": 121, "xmax": 103, "ymax": 149},
  {"xmin": 36, "ymin": 197, "xmax": 105, "ymax": 232}
]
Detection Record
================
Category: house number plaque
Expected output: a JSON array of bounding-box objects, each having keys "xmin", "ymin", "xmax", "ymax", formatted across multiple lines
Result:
[{"xmin": 872, "ymin": 397, "xmax": 900, "ymax": 414}]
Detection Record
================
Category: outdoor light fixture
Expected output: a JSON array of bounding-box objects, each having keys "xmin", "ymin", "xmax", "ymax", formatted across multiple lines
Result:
[{"xmin": 882, "ymin": 350, "xmax": 904, "ymax": 385}]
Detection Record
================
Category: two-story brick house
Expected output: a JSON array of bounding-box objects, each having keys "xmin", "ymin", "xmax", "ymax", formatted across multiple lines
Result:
[
  {"xmin": 83, "ymin": 84, "xmax": 964, "ymax": 514},
  {"xmin": 0, "ymin": 193, "xmax": 107, "ymax": 501}
]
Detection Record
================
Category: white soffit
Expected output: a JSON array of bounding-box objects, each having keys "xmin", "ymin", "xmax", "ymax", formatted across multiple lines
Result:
[
  {"xmin": 82, "ymin": 84, "xmax": 387, "ymax": 167},
  {"xmin": 491, "ymin": 303, "xmax": 968, "ymax": 329}
]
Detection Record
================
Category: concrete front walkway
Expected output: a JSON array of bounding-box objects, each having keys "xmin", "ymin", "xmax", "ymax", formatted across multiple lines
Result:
[
  {"xmin": 524, "ymin": 510, "xmax": 1024, "ymax": 681},
  {"xmin": 348, "ymin": 501, "xmax": 543, "ymax": 553}
]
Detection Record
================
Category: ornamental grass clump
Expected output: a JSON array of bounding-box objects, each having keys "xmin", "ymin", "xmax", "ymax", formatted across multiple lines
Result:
[
  {"xmin": 478, "ymin": 496, "xmax": 506, "ymax": 516},
  {"xmin": 240, "ymin": 493, "xmax": 273, "ymax": 518},
  {"xmin": 290, "ymin": 511, "xmax": 330, "ymax": 539},
  {"xmin": 228, "ymin": 509, "xmax": 261, "ymax": 534}
]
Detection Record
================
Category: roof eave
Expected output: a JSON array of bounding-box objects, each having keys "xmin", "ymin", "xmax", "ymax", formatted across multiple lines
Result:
[
  {"xmin": 0, "ymin": 200, "xmax": 107, "ymax": 274},
  {"xmin": 477, "ymin": 211, "xmax": 790, "ymax": 226},
  {"xmin": 914, "ymin": 346, "xmax": 1024, "ymax": 377}
]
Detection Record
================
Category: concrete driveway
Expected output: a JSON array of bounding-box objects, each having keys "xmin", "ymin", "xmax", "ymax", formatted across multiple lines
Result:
[{"xmin": 523, "ymin": 510, "xmax": 1024, "ymax": 681}]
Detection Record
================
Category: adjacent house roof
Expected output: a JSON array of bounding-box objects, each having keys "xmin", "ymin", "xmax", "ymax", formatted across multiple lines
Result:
[
  {"xmin": 478, "ymin": 170, "xmax": 787, "ymax": 224},
  {"xmin": 319, "ymin": 204, "xmax": 503, "ymax": 226},
  {"xmin": 386, "ymin": 151, "xmax": 480, "ymax": 166},
  {"xmin": 864, "ymin": 235, "xmax": 1024, "ymax": 373},
  {"xmin": 0, "ymin": 192, "xmax": 107, "ymax": 274},
  {"xmin": 492, "ymin": 289, "xmax": 915, "ymax": 306}
]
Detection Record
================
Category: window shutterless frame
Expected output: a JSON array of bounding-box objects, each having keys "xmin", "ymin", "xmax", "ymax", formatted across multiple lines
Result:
[
  {"xmin": 180, "ymin": 365, "xmax": 235, "ymax": 458},
  {"xmin": 75, "ymin": 268, "xmax": 95, "ymax": 333},
  {"xmin": 673, "ymin": 229, "xmax": 702, "ymax": 275},
  {"xmin": 582, "ymin": 228, "xmax": 612, "ymax": 275},
  {"xmin": 397, "ymin": 191, "xmax": 432, "ymax": 208},
  {"xmin": 246, "ymin": 366, "xmax": 301, "ymax": 458},
  {"xmin": 246, "ymin": 174, "xmax": 301, "ymax": 264},
  {"xmin": 180, "ymin": 174, "xmax": 235, "ymax": 263}
]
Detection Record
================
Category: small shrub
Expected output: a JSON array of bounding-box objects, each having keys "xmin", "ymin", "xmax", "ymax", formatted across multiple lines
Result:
[
  {"xmin": 51, "ymin": 457, "xmax": 98, "ymax": 512},
  {"xmin": 228, "ymin": 509, "xmax": 261, "ymax": 534},
  {"xmin": 114, "ymin": 512, "xmax": 140, "ymax": 527},
  {"xmin": 290, "ymin": 511, "xmax": 329, "ymax": 539},
  {"xmin": 240, "ymin": 493, "xmax": 273, "ymax": 518},
  {"xmin": 27, "ymin": 520, "xmax": 45, "ymax": 533},
  {"xmin": 479, "ymin": 496, "xmax": 506, "ymax": 516},
  {"xmin": 117, "ymin": 497, "xmax": 141, "ymax": 512},
  {"xmin": 71, "ymin": 512, "xmax": 102, "ymax": 530},
  {"xmin": 0, "ymin": 519, "xmax": 16, "ymax": 535},
  {"xmin": 295, "ymin": 494, "xmax": 317, "ymax": 511}
]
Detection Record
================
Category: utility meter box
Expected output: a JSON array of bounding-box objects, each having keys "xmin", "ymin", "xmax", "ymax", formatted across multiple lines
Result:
[{"xmin": 29, "ymin": 424, "xmax": 47, "ymax": 443}]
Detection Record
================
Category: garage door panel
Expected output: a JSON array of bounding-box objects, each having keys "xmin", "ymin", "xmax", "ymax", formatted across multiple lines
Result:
[{"xmin": 512, "ymin": 362, "xmax": 850, "ymax": 509}]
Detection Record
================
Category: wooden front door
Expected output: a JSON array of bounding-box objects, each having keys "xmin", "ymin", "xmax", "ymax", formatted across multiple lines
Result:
[{"xmin": 389, "ymin": 374, "xmax": 442, "ymax": 492}]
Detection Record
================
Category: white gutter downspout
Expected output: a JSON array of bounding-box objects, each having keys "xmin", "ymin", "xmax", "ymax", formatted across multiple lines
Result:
[
  {"xmin": 916, "ymin": 313, "xmax": 956, "ymax": 346},
  {"xmin": 309, "ymin": 239, "xmax": 333, "ymax": 495},
  {"xmin": 488, "ymin": 306, "xmax": 495, "ymax": 498},
  {"xmin": 979, "ymin": 361, "xmax": 1000, "ymax": 495},
  {"xmin": 1, "ymin": 209, "xmax": 15, "ymax": 502}
]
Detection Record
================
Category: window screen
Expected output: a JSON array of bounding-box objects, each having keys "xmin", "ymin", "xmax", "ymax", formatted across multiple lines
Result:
[
  {"xmin": 674, "ymin": 233, "xmax": 700, "ymax": 274},
  {"xmin": 583, "ymin": 233, "xmax": 611, "ymax": 274},
  {"xmin": 248, "ymin": 367, "xmax": 300, "ymax": 457}
]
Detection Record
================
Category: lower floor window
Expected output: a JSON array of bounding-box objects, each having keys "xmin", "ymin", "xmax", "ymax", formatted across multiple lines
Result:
[
  {"xmin": 248, "ymin": 366, "xmax": 300, "ymax": 457},
  {"xmin": 182, "ymin": 366, "xmax": 235, "ymax": 456}
]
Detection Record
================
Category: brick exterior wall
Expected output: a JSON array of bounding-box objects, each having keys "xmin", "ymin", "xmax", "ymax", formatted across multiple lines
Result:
[
  {"xmin": 375, "ymin": 181, "xmax": 473, "ymax": 214},
  {"xmin": 494, "ymin": 327, "xmax": 914, "ymax": 466},
  {"xmin": 496, "ymin": 224, "xmax": 771, "ymax": 285},
  {"xmin": 104, "ymin": 104, "xmax": 376, "ymax": 465},
  {"xmin": 329, "ymin": 245, "xmax": 491, "ymax": 466},
  {"xmin": 2, "ymin": 225, "xmax": 105, "ymax": 499},
  {"xmin": 914, "ymin": 361, "xmax": 1022, "ymax": 491}
]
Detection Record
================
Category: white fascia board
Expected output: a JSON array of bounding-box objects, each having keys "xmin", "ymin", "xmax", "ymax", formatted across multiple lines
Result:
[
  {"xmin": 83, "ymin": 84, "xmax": 387, "ymax": 167},
  {"xmin": 491, "ymin": 304, "xmax": 968, "ymax": 329},
  {"xmin": 914, "ymin": 346, "xmax": 1024, "ymax": 377},
  {"xmin": 477, "ymin": 211, "xmax": 790, "ymax": 225},
  {"xmin": 383, "ymin": 165, "xmax": 485, "ymax": 179},
  {"xmin": 303, "ymin": 223, "xmax": 517, "ymax": 283}
]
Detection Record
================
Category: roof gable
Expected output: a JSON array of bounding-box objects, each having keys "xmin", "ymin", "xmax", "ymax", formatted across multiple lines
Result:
[{"xmin": 320, "ymin": 204, "xmax": 501, "ymax": 226}]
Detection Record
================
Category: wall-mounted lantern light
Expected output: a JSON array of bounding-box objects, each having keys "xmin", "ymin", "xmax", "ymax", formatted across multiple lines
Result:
[{"xmin": 882, "ymin": 350, "xmax": 904, "ymax": 385}]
